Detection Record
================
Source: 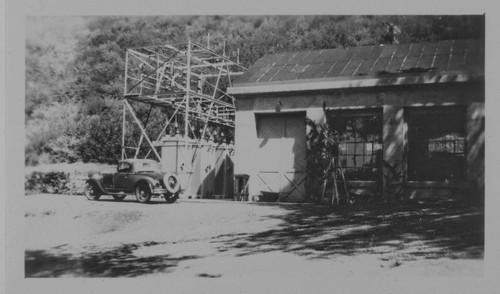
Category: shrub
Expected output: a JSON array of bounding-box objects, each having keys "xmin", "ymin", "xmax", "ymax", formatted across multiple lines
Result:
[{"xmin": 25, "ymin": 171, "xmax": 75, "ymax": 195}]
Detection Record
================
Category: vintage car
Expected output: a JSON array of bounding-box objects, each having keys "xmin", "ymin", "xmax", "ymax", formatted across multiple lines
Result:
[{"xmin": 84, "ymin": 159, "xmax": 181, "ymax": 203}]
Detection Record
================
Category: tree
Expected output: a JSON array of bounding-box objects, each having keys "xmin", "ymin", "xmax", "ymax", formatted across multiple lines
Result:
[{"xmin": 25, "ymin": 15, "xmax": 484, "ymax": 165}]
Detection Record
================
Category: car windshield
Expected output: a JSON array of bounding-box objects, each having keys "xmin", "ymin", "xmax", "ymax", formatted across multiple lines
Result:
[{"xmin": 134, "ymin": 161, "xmax": 162, "ymax": 173}]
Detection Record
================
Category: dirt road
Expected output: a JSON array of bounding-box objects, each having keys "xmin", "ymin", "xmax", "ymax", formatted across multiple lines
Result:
[{"xmin": 25, "ymin": 194, "xmax": 484, "ymax": 278}]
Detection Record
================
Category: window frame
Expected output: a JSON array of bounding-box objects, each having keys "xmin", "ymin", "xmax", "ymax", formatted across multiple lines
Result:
[
  {"xmin": 117, "ymin": 162, "xmax": 132, "ymax": 173},
  {"xmin": 405, "ymin": 106, "xmax": 467, "ymax": 182},
  {"xmin": 326, "ymin": 108, "xmax": 383, "ymax": 181}
]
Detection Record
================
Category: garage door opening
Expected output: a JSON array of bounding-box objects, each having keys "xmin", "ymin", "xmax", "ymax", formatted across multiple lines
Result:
[{"xmin": 255, "ymin": 112, "xmax": 306, "ymax": 202}]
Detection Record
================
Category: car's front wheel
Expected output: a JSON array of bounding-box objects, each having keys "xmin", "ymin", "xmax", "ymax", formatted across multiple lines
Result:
[
  {"xmin": 84, "ymin": 183, "xmax": 101, "ymax": 201},
  {"xmin": 135, "ymin": 183, "xmax": 151, "ymax": 203}
]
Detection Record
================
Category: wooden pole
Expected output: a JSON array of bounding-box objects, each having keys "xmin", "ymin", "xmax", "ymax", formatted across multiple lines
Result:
[
  {"xmin": 144, "ymin": 102, "xmax": 184, "ymax": 159},
  {"xmin": 134, "ymin": 105, "xmax": 152, "ymax": 159},
  {"xmin": 331, "ymin": 158, "xmax": 339, "ymax": 206},
  {"xmin": 201, "ymin": 66, "xmax": 222, "ymax": 140},
  {"xmin": 134, "ymin": 135, "xmax": 144, "ymax": 159},
  {"xmin": 339, "ymin": 160, "xmax": 350, "ymax": 203},
  {"xmin": 320, "ymin": 159, "xmax": 332, "ymax": 204},
  {"xmin": 124, "ymin": 50, "xmax": 129, "ymax": 95},
  {"xmin": 185, "ymin": 40, "xmax": 191, "ymax": 147},
  {"xmin": 124, "ymin": 99, "xmax": 162, "ymax": 161},
  {"xmin": 121, "ymin": 101, "xmax": 126, "ymax": 160}
]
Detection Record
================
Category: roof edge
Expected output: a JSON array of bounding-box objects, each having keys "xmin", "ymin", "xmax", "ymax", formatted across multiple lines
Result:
[{"xmin": 228, "ymin": 71, "xmax": 483, "ymax": 95}]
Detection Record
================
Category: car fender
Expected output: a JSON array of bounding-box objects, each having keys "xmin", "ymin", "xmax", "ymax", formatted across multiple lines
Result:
[
  {"xmin": 134, "ymin": 178, "xmax": 155, "ymax": 193},
  {"xmin": 85, "ymin": 178, "xmax": 109, "ymax": 195}
]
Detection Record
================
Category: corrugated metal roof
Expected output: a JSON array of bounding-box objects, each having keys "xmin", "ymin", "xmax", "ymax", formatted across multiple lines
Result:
[{"xmin": 234, "ymin": 39, "xmax": 484, "ymax": 86}]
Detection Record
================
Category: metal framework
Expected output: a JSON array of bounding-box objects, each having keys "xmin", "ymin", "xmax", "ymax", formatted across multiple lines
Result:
[{"xmin": 121, "ymin": 41, "xmax": 246, "ymax": 161}]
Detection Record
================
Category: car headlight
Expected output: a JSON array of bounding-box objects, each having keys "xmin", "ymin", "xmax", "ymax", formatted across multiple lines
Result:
[
  {"xmin": 90, "ymin": 172, "xmax": 102, "ymax": 180},
  {"xmin": 151, "ymin": 179, "xmax": 161, "ymax": 187}
]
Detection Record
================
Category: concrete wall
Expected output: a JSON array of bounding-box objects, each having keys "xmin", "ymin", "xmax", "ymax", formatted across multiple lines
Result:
[{"xmin": 234, "ymin": 82, "xmax": 484, "ymax": 200}]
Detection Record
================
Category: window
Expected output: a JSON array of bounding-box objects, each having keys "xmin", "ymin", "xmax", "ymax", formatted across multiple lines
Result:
[
  {"xmin": 406, "ymin": 106, "xmax": 465, "ymax": 181},
  {"xmin": 327, "ymin": 109, "xmax": 383, "ymax": 181},
  {"xmin": 117, "ymin": 162, "xmax": 131, "ymax": 173}
]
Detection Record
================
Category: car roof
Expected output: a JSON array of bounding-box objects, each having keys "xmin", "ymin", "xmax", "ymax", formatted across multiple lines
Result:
[{"xmin": 119, "ymin": 159, "xmax": 160, "ymax": 165}]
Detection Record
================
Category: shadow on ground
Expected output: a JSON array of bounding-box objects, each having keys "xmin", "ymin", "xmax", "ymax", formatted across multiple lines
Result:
[
  {"xmin": 25, "ymin": 196, "xmax": 483, "ymax": 277},
  {"xmin": 92, "ymin": 196, "xmax": 176, "ymax": 205},
  {"xmin": 26, "ymin": 242, "xmax": 199, "ymax": 277},
  {"xmin": 215, "ymin": 196, "xmax": 484, "ymax": 261}
]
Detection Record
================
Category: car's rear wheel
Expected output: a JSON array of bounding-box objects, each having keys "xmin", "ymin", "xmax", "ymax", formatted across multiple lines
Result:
[
  {"xmin": 135, "ymin": 183, "xmax": 151, "ymax": 203},
  {"xmin": 84, "ymin": 183, "xmax": 101, "ymax": 201},
  {"xmin": 164, "ymin": 192, "xmax": 179, "ymax": 203},
  {"xmin": 113, "ymin": 194, "xmax": 126, "ymax": 201}
]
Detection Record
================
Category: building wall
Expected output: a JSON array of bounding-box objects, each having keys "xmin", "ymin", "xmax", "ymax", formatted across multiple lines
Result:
[{"xmin": 234, "ymin": 82, "xmax": 484, "ymax": 200}]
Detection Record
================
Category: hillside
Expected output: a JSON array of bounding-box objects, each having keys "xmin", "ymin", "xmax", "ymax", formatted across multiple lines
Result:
[{"xmin": 25, "ymin": 15, "xmax": 484, "ymax": 166}]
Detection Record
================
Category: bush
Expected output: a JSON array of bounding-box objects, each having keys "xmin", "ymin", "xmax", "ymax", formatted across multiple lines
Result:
[{"xmin": 25, "ymin": 171, "xmax": 75, "ymax": 195}]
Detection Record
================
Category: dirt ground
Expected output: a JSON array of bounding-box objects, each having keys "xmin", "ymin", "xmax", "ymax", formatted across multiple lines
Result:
[{"xmin": 24, "ymin": 193, "xmax": 484, "ymax": 278}]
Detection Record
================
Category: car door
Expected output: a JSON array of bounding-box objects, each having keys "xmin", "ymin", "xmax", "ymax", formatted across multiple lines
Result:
[{"xmin": 114, "ymin": 162, "xmax": 133, "ymax": 192}]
